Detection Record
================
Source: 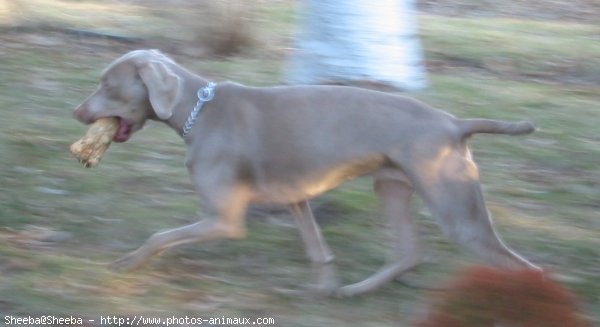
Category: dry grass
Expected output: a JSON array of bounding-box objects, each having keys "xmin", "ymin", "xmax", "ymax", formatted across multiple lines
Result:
[
  {"xmin": 193, "ymin": 1, "xmax": 258, "ymax": 56},
  {"xmin": 1, "ymin": 0, "xmax": 148, "ymax": 32},
  {"xmin": 419, "ymin": 0, "xmax": 600, "ymax": 24},
  {"xmin": 2, "ymin": 0, "xmax": 260, "ymax": 57},
  {"xmin": 148, "ymin": 1, "xmax": 260, "ymax": 56}
]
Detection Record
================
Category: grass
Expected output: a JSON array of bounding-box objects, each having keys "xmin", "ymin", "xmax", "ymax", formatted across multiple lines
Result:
[
  {"xmin": 0, "ymin": 1, "xmax": 598, "ymax": 326},
  {"xmin": 3, "ymin": 0, "xmax": 155, "ymax": 35},
  {"xmin": 421, "ymin": 15, "xmax": 600, "ymax": 85}
]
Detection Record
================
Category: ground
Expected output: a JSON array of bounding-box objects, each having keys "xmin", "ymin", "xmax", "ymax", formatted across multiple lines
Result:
[{"xmin": 0, "ymin": 1, "xmax": 598, "ymax": 326}]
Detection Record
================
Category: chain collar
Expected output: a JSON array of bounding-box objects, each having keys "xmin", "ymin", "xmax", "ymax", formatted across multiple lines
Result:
[{"xmin": 182, "ymin": 82, "xmax": 216, "ymax": 137}]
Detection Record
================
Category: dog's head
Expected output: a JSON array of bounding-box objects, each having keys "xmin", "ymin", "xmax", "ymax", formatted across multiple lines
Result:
[{"xmin": 73, "ymin": 49, "xmax": 182, "ymax": 142}]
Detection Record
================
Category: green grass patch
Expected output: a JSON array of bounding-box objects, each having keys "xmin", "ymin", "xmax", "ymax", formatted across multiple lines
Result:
[{"xmin": 421, "ymin": 15, "xmax": 600, "ymax": 85}]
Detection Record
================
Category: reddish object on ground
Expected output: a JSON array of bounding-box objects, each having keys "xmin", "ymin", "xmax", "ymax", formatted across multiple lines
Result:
[{"xmin": 418, "ymin": 266, "xmax": 590, "ymax": 327}]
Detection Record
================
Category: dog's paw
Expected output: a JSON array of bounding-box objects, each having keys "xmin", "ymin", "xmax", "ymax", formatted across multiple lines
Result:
[
  {"xmin": 336, "ymin": 278, "xmax": 381, "ymax": 297},
  {"xmin": 272, "ymin": 283, "xmax": 338, "ymax": 298},
  {"xmin": 336, "ymin": 284, "xmax": 361, "ymax": 298},
  {"xmin": 109, "ymin": 251, "xmax": 146, "ymax": 273},
  {"xmin": 305, "ymin": 283, "xmax": 339, "ymax": 298}
]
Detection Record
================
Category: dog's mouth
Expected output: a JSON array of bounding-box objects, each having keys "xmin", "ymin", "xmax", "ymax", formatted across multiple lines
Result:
[{"xmin": 113, "ymin": 117, "xmax": 133, "ymax": 143}]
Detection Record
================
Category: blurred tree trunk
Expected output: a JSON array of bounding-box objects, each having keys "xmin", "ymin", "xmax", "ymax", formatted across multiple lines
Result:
[{"xmin": 286, "ymin": 0, "xmax": 426, "ymax": 90}]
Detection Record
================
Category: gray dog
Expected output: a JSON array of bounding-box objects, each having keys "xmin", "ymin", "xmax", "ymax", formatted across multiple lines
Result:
[{"xmin": 73, "ymin": 50, "xmax": 541, "ymax": 296}]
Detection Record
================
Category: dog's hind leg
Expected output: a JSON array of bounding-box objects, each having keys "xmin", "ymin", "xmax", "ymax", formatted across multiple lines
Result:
[
  {"xmin": 338, "ymin": 172, "xmax": 421, "ymax": 297},
  {"xmin": 404, "ymin": 148, "xmax": 541, "ymax": 272},
  {"xmin": 289, "ymin": 201, "xmax": 338, "ymax": 296}
]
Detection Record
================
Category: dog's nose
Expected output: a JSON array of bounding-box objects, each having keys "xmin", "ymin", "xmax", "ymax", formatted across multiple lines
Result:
[
  {"xmin": 73, "ymin": 105, "xmax": 89, "ymax": 123},
  {"xmin": 73, "ymin": 107, "xmax": 83, "ymax": 120}
]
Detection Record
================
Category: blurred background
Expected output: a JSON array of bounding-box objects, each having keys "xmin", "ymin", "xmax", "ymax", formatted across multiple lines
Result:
[{"xmin": 0, "ymin": 0, "xmax": 598, "ymax": 326}]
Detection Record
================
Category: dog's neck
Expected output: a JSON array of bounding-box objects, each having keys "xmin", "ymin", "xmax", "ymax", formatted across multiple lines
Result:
[{"xmin": 161, "ymin": 67, "xmax": 215, "ymax": 143}]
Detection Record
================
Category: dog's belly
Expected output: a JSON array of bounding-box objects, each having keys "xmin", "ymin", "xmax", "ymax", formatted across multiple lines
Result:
[{"xmin": 250, "ymin": 155, "xmax": 387, "ymax": 204}]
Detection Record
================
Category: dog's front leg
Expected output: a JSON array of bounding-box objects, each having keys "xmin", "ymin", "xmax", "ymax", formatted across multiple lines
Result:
[
  {"xmin": 110, "ymin": 219, "xmax": 243, "ymax": 272},
  {"xmin": 110, "ymin": 168, "xmax": 250, "ymax": 272}
]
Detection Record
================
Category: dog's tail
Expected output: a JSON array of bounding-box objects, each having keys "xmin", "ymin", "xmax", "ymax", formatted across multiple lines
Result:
[{"xmin": 456, "ymin": 119, "xmax": 535, "ymax": 139}]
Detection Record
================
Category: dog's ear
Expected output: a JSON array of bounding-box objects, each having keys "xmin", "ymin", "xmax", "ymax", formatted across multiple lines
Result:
[{"xmin": 137, "ymin": 60, "xmax": 182, "ymax": 120}]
